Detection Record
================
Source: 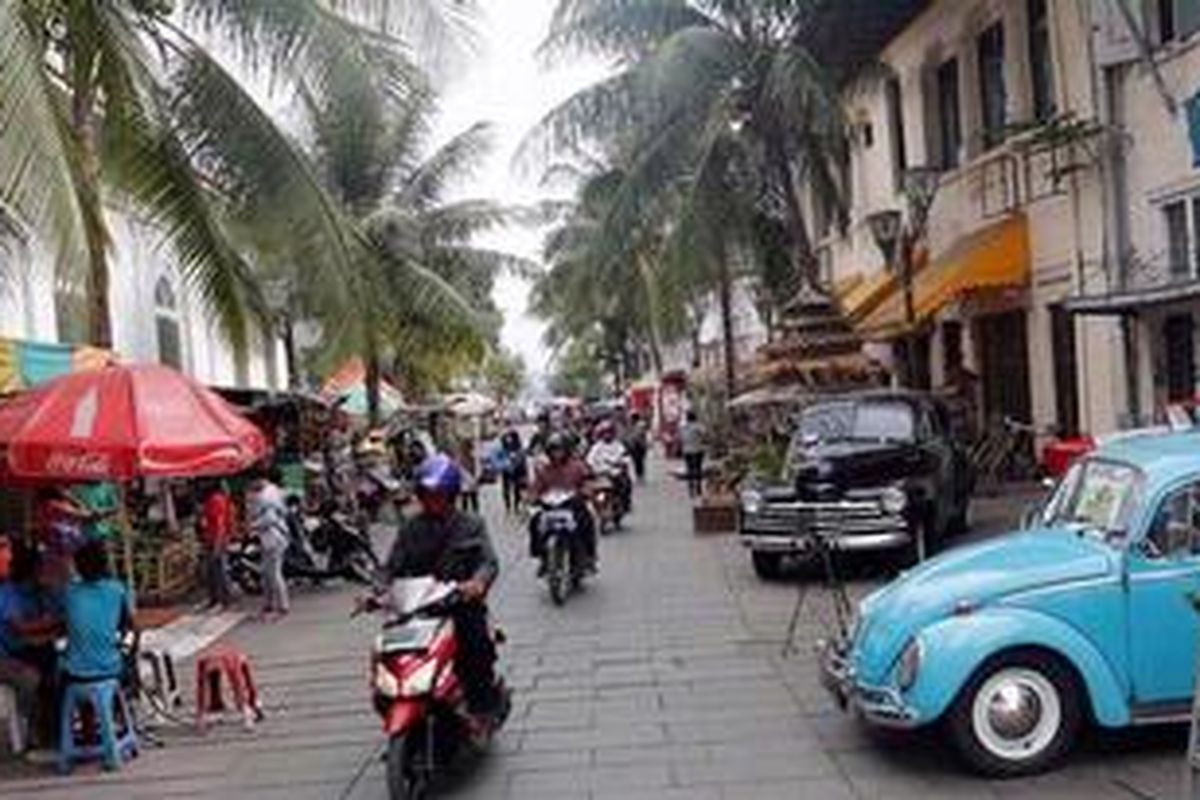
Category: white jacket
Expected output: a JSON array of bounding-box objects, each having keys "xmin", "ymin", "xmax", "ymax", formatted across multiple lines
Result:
[{"xmin": 587, "ymin": 440, "xmax": 630, "ymax": 475}]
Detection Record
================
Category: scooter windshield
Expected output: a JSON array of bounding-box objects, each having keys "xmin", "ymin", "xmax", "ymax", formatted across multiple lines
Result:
[{"xmin": 389, "ymin": 576, "xmax": 456, "ymax": 615}]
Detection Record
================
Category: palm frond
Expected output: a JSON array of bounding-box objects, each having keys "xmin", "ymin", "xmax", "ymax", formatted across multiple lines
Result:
[
  {"xmin": 541, "ymin": 0, "xmax": 712, "ymax": 61},
  {"xmin": 397, "ymin": 122, "xmax": 495, "ymax": 210}
]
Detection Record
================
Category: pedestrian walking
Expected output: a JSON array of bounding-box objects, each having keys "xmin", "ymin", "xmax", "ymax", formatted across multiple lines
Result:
[
  {"xmin": 499, "ymin": 429, "xmax": 527, "ymax": 514},
  {"xmin": 457, "ymin": 436, "xmax": 481, "ymax": 514},
  {"xmin": 198, "ymin": 481, "xmax": 234, "ymax": 609},
  {"xmin": 625, "ymin": 413, "xmax": 649, "ymax": 483},
  {"xmin": 680, "ymin": 411, "xmax": 706, "ymax": 498},
  {"xmin": 247, "ymin": 468, "xmax": 290, "ymax": 619}
]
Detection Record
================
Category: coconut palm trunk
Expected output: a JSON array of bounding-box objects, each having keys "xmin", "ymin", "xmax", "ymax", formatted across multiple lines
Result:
[
  {"xmin": 767, "ymin": 135, "xmax": 821, "ymax": 294},
  {"xmin": 716, "ymin": 246, "xmax": 736, "ymax": 399},
  {"xmin": 68, "ymin": 47, "xmax": 114, "ymax": 348}
]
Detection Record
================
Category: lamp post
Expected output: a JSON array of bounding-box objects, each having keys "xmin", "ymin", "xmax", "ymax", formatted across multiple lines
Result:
[{"xmin": 866, "ymin": 166, "xmax": 941, "ymax": 388}]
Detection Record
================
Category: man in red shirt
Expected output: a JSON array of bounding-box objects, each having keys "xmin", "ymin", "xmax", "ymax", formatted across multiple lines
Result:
[{"xmin": 199, "ymin": 482, "xmax": 234, "ymax": 608}]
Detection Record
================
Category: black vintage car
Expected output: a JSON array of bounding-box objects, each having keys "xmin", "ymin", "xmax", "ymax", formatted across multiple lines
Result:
[{"xmin": 739, "ymin": 390, "xmax": 973, "ymax": 579}]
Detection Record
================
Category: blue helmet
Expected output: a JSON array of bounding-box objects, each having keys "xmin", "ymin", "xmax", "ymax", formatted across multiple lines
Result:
[{"xmin": 415, "ymin": 454, "xmax": 462, "ymax": 496}]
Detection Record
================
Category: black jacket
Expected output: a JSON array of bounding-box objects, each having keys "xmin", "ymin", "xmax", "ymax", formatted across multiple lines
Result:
[{"xmin": 384, "ymin": 509, "xmax": 499, "ymax": 587}]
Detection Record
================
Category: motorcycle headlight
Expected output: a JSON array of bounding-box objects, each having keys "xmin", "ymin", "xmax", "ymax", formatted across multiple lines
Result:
[
  {"xmin": 374, "ymin": 663, "xmax": 401, "ymax": 698},
  {"xmin": 740, "ymin": 489, "xmax": 764, "ymax": 516},
  {"xmin": 895, "ymin": 638, "xmax": 922, "ymax": 691},
  {"xmin": 400, "ymin": 660, "xmax": 439, "ymax": 697},
  {"xmin": 879, "ymin": 486, "xmax": 908, "ymax": 515}
]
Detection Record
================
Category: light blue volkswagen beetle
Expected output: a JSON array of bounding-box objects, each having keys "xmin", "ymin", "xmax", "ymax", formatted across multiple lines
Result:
[{"xmin": 821, "ymin": 429, "xmax": 1200, "ymax": 776}]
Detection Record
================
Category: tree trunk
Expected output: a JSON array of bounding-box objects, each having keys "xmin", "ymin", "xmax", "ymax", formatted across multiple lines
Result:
[
  {"xmin": 365, "ymin": 334, "xmax": 382, "ymax": 427},
  {"xmin": 768, "ymin": 136, "xmax": 821, "ymax": 292},
  {"xmin": 282, "ymin": 316, "xmax": 299, "ymax": 390},
  {"xmin": 716, "ymin": 245, "xmax": 737, "ymax": 399},
  {"xmin": 71, "ymin": 59, "xmax": 112, "ymax": 348}
]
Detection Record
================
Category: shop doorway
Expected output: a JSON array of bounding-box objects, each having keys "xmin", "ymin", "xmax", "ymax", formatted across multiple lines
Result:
[
  {"xmin": 1164, "ymin": 313, "xmax": 1195, "ymax": 403},
  {"xmin": 978, "ymin": 311, "xmax": 1033, "ymax": 426},
  {"xmin": 1050, "ymin": 305, "xmax": 1080, "ymax": 437}
]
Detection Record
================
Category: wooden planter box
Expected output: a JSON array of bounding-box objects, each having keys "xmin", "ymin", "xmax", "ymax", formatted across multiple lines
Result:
[{"xmin": 693, "ymin": 493, "xmax": 738, "ymax": 535}]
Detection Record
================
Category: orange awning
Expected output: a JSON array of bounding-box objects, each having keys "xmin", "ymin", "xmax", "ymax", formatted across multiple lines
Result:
[
  {"xmin": 835, "ymin": 269, "xmax": 896, "ymax": 321},
  {"xmin": 858, "ymin": 213, "xmax": 1030, "ymax": 339}
]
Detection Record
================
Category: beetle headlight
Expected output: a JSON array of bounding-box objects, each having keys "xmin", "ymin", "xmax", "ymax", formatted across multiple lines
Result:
[
  {"xmin": 895, "ymin": 638, "xmax": 922, "ymax": 691},
  {"xmin": 740, "ymin": 489, "xmax": 764, "ymax": 516},
  {"xmin": 879, "ymin": 486, "xmax": 908, "ymax": 515}
]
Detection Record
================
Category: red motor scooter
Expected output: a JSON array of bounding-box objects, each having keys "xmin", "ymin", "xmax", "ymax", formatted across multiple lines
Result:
[{"xmin": 360, "ymin": 577, "xmax": 509, "ymax": 800}]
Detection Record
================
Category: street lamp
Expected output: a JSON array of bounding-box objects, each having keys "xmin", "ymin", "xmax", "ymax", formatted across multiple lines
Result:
[{"xmin": 866, "ymin": 167, "xmax": 941, "ymax": 388}]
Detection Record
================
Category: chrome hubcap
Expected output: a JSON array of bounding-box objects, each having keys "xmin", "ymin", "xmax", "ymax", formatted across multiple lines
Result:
[{"xmin": 971, "ymin": 667, "xmax": 1061, "ymax": 761}]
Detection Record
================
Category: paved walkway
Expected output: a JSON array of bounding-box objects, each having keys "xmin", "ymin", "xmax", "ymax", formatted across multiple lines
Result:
[{"xmin": 0, "ymin": 463, "xmax": 1184, "ymax": 798}]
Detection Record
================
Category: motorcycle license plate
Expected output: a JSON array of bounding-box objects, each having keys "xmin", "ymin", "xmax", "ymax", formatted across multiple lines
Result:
[
  {"xmin": 543, "ymin": 510, "xmax": 576, "ymax": 531},
  {"xmin": 380, "ymin": 619, "xmax": 442, "ymax": 654}
]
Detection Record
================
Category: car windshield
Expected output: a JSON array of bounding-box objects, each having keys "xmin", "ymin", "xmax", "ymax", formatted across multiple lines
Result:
[
  {"xmin": 1043, "ymin": 459, "xmax": 1142, "ymax": 537},
  {"xmin": 798, "ymin": 400, "xmax": 915, "ymax": 444}
]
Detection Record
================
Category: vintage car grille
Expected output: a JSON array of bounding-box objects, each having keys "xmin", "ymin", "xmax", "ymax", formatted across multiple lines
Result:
[{"xmin": 741, "ymin": 496, "xmax": 906, "ymax": 537}]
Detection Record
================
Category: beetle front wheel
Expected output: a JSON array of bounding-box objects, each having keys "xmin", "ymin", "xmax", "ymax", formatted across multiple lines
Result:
[{"xmin": 946, "ymin": 652, "xmax": 1081, "ymax": 777}]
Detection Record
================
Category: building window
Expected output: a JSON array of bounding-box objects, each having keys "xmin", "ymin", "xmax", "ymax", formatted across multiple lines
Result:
[
  {"xmin": 1164, "ymin": 313, "xmax": 1196, "ymax": 402},
  {"xmin": 1028, "ymin": 0, "xmax": 1056, "ymax": 122},
  {"xmin": 936, "ymin": 58, "xmax": 962, "ymax": 169},
  {"xmin": 977, "ymin": 22, "xmax": 1007, "ymax": 149},
  {"xmin": 154, "ymin": 277, "xmax": 182, "ymax": 370},
  {"xmin": 885, "ymin": 76, "xmax": 908, "ymax": 190},
  {"xmin": 1158, "ymin": 0, "xmax": 1200, "ymax": 43},
  {"xmin": 1163, "ymin": 196, "xmax": 1200, "ymax": 280}
]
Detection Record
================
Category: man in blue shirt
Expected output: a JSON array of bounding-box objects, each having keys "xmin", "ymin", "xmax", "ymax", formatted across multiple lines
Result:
[{"xmin": 63, "ymin": 541, "xmax": 132, "ymax": 682}]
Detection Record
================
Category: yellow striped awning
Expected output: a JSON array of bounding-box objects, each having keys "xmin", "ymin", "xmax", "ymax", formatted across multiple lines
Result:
[{"xmin": 858, "ymin": 213, "xmax": 1030, "ymax": 339}]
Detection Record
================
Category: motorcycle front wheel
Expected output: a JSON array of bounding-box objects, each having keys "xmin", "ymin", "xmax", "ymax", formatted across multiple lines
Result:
[
  {"xmin": 385, "ymin": 733, "xmax": 428, "ymax": 800},
  {"xmin": 546, "ymin": 535, "xmax": 567, "ymax": 606}
]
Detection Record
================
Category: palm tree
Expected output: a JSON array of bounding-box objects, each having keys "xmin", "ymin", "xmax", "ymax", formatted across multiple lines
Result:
[
  {"xmin": 299, "ymin": 71, "xmax": 530, "ymax": 422},
  {"xmin": 0, "ymin": 1, "xmax": 473, "ymax": 352},
  {"xmin": 527, "ymin": 0, "xmax": 850, "ymax": 395}
]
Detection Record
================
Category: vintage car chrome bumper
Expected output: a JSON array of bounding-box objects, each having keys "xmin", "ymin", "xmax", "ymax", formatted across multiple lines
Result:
[
  {"xmin": 740, "ymin": 498, "xmax": 911, "ymax": 553},
  {"xmin": 817, "ymin": 638, "xmax": 920, "ymax": 728}
]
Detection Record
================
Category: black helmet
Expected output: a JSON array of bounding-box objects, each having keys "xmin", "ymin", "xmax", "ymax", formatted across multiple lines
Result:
[{"xmin": 546, "ymin": 432, "xmax": 570, "ymax": 454}]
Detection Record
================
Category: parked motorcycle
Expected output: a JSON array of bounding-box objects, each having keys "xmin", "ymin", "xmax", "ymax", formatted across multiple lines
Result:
[
  {"xmin": 360, "ymin": 577, "xmax": 510, "ymax": 800},
  {"xmin": 357, "ymin": 465, "xmax": 404, "ymax": 524},
  {"xmin": 229, "ymin": 503, "xmax": 378, "ymax": 595},
  {"xmin": 532, "ymin": 490, "xmax": 589, "ymax": 605}
]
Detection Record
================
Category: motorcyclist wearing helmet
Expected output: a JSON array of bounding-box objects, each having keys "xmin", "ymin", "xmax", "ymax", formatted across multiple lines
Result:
[
  {"xmin": 586, "ymin": 420, "xmax": 633, "ymax": 515},
  {"xmin": 528, "ymin": 432, "xmax": 596, "ymax": 572},
  {"xmin": 381, "ymin": 454, "xmax": 501, "ymax": 717}
]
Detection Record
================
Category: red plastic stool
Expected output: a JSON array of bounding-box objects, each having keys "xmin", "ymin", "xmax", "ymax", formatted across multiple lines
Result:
[{"xmin": 194, "ymin": 645, "xmax": 264, "ymax": 731}]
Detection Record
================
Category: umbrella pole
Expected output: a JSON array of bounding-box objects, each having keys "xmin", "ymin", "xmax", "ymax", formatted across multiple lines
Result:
[{"xmin": 117, "ymin": 483, "xmax": 137, "ymax": 611}]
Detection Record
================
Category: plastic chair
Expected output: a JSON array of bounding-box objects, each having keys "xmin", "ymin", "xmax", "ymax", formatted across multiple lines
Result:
[
  {"xmin": 194, "ymin": 645, "xmax": 263, "ymax": 731},
  {"xmin": 58, "ymin": 678, "xmax": 138, "ymax": 773},
  {"xmin": 137, "ymin": 647, "xmax": 182, "ymax": 724},
  {"xmin": 0, "ymin": 684, "xmax": 25, "ymax": 755}
]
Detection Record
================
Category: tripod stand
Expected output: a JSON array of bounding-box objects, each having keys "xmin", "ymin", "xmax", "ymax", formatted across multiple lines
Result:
[{"xmin": 780, "ymin": 518, "xmax": 854, "ymax": 658}]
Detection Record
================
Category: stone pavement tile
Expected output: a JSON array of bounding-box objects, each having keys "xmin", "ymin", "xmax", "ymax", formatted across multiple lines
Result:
[
  {"xmin": 591, "ymin": 742, "xmax": 709, "ymax": 767},
  {"xmin": 718, "ymin": 777, "xmax": 859, "ymax": 800},
  {"xmin": 675, "ymin": 749, "xmax": 838, "ymax": 785},
  {"xmin": 595, "ymin": 787, "xmax": 722, "ymax": 800},
  {"xmin": 666, "ymin": 715, "xmax": 820, "ymax": 746},
  {"xmin": 521, "ymin": 722, "xmax": 667, "ymax": 753}
]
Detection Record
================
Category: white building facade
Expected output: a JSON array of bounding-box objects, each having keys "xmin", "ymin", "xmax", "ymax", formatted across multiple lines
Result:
[{"xmin": 0, "ymin": 208, "xmax": 286, "ymax": 390}]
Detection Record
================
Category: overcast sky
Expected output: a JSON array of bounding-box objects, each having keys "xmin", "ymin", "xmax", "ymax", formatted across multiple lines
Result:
[{"xmin": 433, "ymin": 1, "xmax": 608, "ymax": 383}]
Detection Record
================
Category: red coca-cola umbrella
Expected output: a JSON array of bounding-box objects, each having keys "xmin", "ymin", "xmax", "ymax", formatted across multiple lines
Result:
[{"xmin": 0, "ymin": 363, "xmax": 267, "ymax": 480}]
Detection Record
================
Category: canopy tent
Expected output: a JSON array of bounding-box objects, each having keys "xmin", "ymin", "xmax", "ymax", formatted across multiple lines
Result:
[
  {"xmin": 443, "ymin": 392, "xmax": 497, "ymax": 417},
  {"xmin": 321, "ymin": 358, "xmax": 407, "ymax": 418}
]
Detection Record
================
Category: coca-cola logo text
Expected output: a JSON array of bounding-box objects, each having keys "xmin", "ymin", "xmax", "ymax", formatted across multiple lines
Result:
[{"xmin": 41, "ymin": 450, "xmax": 112, "ymax": 477}]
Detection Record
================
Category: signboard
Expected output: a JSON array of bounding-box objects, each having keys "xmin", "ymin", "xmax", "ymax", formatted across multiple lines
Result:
[{"xmin": 1091, "ymin": 0, "xmax": 1142, "ymax": 67}]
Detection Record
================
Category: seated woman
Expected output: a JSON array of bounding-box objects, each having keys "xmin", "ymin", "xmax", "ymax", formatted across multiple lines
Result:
[{"xmin": 62, "ymin": 541, "xmax": 133, "ymax": 685}]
